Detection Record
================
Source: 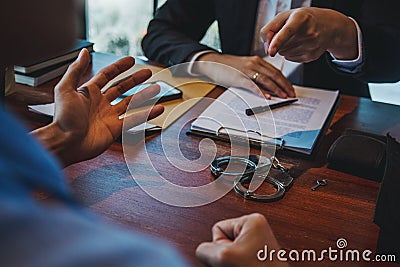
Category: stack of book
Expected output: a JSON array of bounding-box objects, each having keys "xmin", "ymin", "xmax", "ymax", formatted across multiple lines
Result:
[{"xmin": 14, "ymin": 39, "xmax": 94, "ymax": 87}]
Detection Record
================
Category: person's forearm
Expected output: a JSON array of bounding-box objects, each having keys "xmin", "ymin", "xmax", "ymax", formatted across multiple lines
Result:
[
  {"xmin": 326, "ymin": 10, "xmax": 358, "ymax": 60},
  {"xmin": 31, "ymin": 122, "xmax": 77, "ymax": 167},
  {"xmin": 197, "ymin": 51, "xmax": 223, "ymax": 62}
]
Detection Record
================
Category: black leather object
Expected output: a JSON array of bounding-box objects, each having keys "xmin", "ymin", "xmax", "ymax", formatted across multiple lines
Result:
[{"xmin": 327, "ymin": 129, "xmax": 386, "ymax": 181}]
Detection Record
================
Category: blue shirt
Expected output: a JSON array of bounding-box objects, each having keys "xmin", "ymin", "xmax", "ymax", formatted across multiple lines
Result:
[{"xmin": 0, "ymin": 107, "xmax": 188, "ymax": 267}]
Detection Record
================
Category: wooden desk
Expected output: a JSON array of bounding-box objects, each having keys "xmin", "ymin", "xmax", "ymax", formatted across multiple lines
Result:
[{"xmin": 8, "ymin": 52, "xmax": 400, "ymax": 266}]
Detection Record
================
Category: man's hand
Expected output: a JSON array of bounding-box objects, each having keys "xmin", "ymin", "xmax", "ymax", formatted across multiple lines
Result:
[
  {"xmin": 196, "ymin": 213, "xmax": 288, "ymax": 267},
  {"xmin": 197, "ymin": 53, "xmax": 295, "ymax": 98},
  {"xmin": 32, "ymin": 49, "xmax": 164, "ymax": 167},
  {"xmin": 261, "ymin": 7, "xmax": 358, "ymax": 63}
]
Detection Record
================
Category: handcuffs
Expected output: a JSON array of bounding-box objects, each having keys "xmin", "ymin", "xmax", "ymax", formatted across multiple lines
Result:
[{"xmin": 210, "ymin": 155, "xmax": 294, "ymax": 202}]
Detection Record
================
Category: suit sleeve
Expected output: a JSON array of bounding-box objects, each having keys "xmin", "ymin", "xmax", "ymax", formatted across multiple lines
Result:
[
  {"xmin": 142, "ymin": 0, "xmax": 217, "ymax": 66},
  {"xmin": 355, "ymin": 22, "xmax": 400, "ymax": 83}
]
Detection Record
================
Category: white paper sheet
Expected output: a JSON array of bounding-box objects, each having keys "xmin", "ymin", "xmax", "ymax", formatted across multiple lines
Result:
[{"xmin": 191, "ymin": 86, "xmax": 339, "ymax": 154}]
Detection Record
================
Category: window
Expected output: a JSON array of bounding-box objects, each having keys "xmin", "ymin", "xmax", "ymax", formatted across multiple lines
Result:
[
  {"xmin": 86, "ymin": 0, "xmax": 220, "ymax": 57},
  {"xmin": 87, "ymin": 0, "xmax": 163, "ymax": 56}
]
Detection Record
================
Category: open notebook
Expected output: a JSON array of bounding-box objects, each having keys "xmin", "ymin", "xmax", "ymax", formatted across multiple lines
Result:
[{"xmin": 189, "ymin": 86, "xmax": 339, "ymax": 156}]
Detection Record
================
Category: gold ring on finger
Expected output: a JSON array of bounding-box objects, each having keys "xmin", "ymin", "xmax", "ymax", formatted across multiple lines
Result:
[{"xmin": 252, "ymin": 72, "xmax": 260, "ymax": 82}]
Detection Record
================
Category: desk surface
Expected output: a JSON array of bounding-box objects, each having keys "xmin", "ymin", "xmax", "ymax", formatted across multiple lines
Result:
[{"xmin": 8, "ymin": 52, "xmax": 400, "ymax": 266}]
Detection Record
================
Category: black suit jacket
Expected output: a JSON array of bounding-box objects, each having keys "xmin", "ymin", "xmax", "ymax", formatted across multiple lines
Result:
[{"xmin": 142, "ymin": 0, "xmax": 400, "ymax": 97}]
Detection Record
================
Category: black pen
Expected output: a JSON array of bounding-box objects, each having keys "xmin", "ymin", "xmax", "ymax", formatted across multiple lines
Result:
[{"xmin": 245, "ymin": 98, "xmax": 298, "ymax": 116}]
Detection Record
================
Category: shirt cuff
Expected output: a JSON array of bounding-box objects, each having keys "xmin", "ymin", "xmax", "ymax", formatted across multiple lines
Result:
[
  {"xmin": 330, "ymin": 17, "xmax": 363, "ymax": 74},
  {"xmin": 187, "ymin": 50, "xmax": 217, "ymax": 76}
]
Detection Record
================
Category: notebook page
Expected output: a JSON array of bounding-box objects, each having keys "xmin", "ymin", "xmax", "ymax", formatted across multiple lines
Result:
[{"xmin": 191, "ymin": 86, "xmax": 338, "ymax": 152}]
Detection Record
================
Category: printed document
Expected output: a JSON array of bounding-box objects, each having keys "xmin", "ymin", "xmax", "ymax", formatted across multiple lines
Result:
[{"xmin": 190, "ymin": 86, "xmax": 339, "ymax": 155}]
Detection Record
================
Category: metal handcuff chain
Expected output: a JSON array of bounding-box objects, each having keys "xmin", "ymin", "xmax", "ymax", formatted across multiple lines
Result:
[{"xmin": 211, "ymin": 155, "xmax": 294, "ymax": 202}]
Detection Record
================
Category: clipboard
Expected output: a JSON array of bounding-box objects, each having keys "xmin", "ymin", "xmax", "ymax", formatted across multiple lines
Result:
[
  {"xmin": 187, "ymin": 125, "xmax": 285, "ymax": 150},
  {"xmin": 186, "ymin": 126, "xmax": 285, "ymax": 150},
  {"xmin": 187, "ymin": 86, "xmax": 340, "ymax": 157}
]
